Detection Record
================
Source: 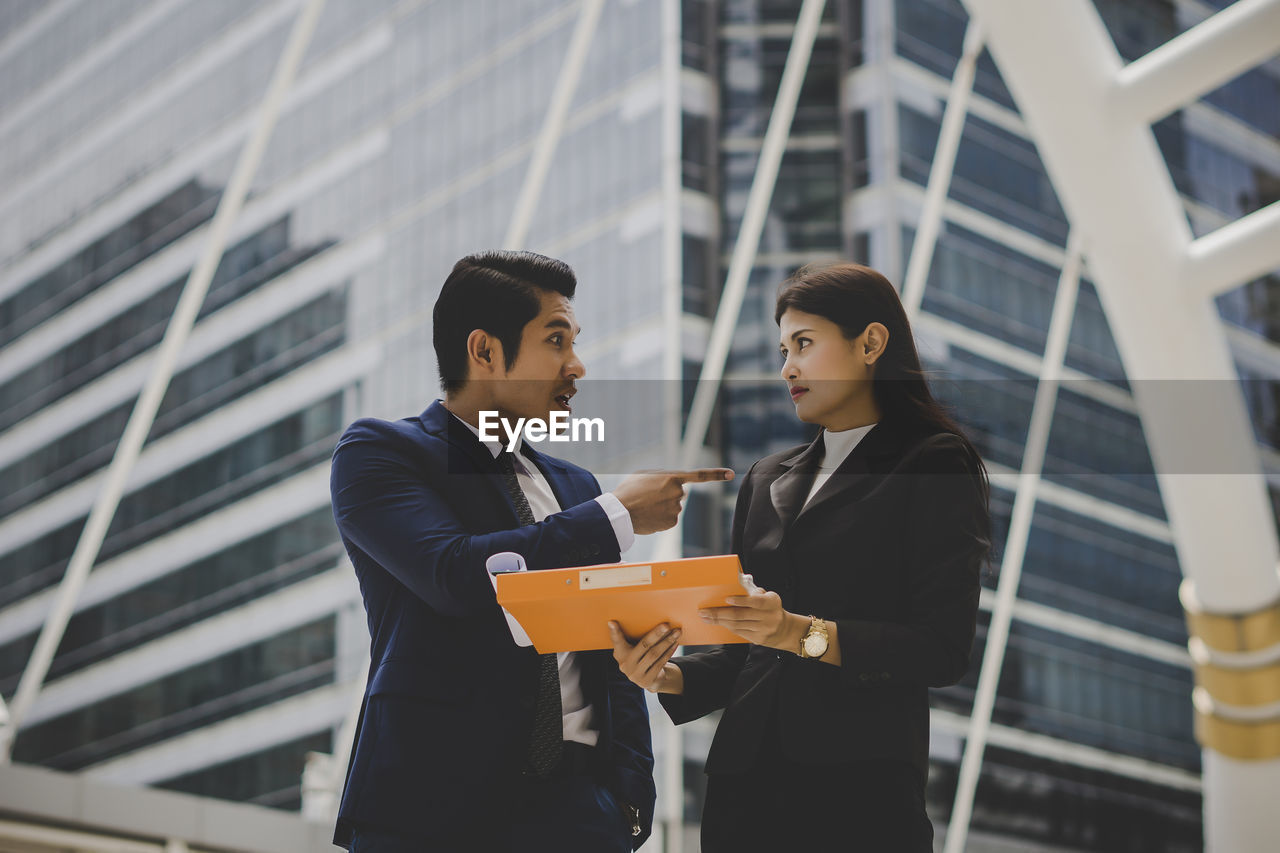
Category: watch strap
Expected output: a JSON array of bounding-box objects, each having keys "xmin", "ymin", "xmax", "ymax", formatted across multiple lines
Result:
[{"xmin": 799, "ymin": 615, "xmax": 828, "ymax": 658}]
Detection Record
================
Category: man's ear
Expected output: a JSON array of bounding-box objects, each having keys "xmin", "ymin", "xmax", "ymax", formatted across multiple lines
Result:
[
  {"xmin": 465, "ymin": 329, "xmax": 503, "ymax": 376},
  {"xmin": 863, "ymin": 322, "xmax": 889, "ymax": 364}
]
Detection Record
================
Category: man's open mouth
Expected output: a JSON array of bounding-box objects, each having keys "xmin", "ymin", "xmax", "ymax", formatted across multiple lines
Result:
[{"xmin": 554, "ymin": 391, "xmax": 574, "ymax": 411}]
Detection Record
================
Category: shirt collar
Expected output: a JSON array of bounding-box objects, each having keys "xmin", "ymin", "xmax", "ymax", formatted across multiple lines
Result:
[{"xmin": 448, "ymin": 409, "xmax": 522, "ymax": 458}]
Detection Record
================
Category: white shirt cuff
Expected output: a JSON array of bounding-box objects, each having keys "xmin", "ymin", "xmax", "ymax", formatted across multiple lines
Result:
[{"xmin": 594, "ymin": 492, "xmax": 635, "ymax": 554}]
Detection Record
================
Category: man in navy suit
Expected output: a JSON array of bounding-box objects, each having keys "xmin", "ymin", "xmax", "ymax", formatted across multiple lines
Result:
[{"xmin": 329, "ymin": 251, "xmax": 732, "ymax": 851}]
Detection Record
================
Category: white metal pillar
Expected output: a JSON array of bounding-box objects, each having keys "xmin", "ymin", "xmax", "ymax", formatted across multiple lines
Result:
[
  {"xmin": 960, "ymin": 2, "xmax": 1280, "ymax": 849},
  {"xmin": 900, "ymin": 20, "xmax": 983, "ymax": 318},
  {"xmin": 678, "ymin": 0, "xmax": 829, "ymax": 471},
  {"xmin": 660, "ymin": 5, "xmax": 826, "ymax": 849},
  {"xmin": 1110, "ymin": 0, "xmax": 1280, "ymax": 124},
  {"xmin": 943, "ymin": 232, "xmax": 1085, "ymax": 853},
  {"xmin": 503, "ymin": 0, "xmax": 607, "ymax": 249},
  {"xmin": 0, "ymin": 0, "xmax": 328, "ymax": 761}
]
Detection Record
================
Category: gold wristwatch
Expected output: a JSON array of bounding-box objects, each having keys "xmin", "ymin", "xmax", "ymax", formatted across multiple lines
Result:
[{"xmin": 798, "ymin": 616, "xmax": 829, "ymax": 659}]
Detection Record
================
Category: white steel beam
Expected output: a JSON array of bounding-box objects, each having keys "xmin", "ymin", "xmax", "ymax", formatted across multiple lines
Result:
[
  {"xmin": 503, "ymin": 0, "xmax": 606, "ymax": 249},
  {"xmin": 0, "ymin": 0, "xmax": 327, "ymax": 761},
  {"xmin": 0, "ymin": 818, "xmax": 210, "ymax": 853},
  {"xmin": 943, "ymin": 230, "xmax": 1084, "ymax": 853},
  {"xmin": 661, "ymin": 8, "xmax": 827, "ymax": 847},
  {"xmin": 679, "ymin": 0, "xmax": 828, "ymax": 470},
  {"xmin": 1184, "ymin": 200, "xmax": 1280, "ymax": 300},
  {"xmin": 961, "ymin": 2, "xmax": 1280, "ymax": 849},
  {"xmin": 900, "ymin": 20, "xmax": 984, "ymax": 318},
  {"xmin": 958, "ymin": 0, "xmax": 1278, "ymax": 608},
  {"xmin": 1112, "ymin": 0, "xmax": 1280, "ymax": 125}
]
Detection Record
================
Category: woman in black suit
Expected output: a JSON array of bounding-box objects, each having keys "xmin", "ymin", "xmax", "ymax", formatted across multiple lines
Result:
[{"xmin": 609, "ymin": 263, "xmax": 991, "ymax": 851}]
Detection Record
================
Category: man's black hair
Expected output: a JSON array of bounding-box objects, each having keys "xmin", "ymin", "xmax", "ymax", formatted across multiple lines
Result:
[{"xmin": 432, "ymin": 250, "xmax": 577, "ymax": 395}]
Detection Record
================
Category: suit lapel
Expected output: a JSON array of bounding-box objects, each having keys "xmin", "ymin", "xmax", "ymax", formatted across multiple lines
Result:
[
  {"xmin": 419, "ymin": 401, "xmax": 525, "ymax": 523},
  {"xmin": 421, "ymin": 400, "xmax": 502, "ymax": 472},
  {"xmin": 768, "ymin": 433, "xmax": 824, "ymax": 533},
  {"xmin": 791, "ymin": 423, "xmax": 907, "ymax": 527},
  {"xmin": 793, "ymin": 442, "xmax": 871, "ymax": 527},
  {"xmin": 767, "ymin": 422, "xmax": 912, "ymax": 536},
  {"xmin": 420, "ymin": 401, "xmax": 587, "ymax": 514}
]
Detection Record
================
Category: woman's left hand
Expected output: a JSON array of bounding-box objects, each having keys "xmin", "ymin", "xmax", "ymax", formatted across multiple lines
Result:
[{"xmin": 699, "ymin": 576, "xmax": 804, "ymax": 651}]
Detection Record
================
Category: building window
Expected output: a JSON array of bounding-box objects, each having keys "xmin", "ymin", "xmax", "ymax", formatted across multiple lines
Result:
[
  {"xmin": 158, "ymin": 730, "xmax": 334, "ymax": 810},
  {"xmin": 12, "ymin": 617, "xmax": 337, "ymax": 770}
]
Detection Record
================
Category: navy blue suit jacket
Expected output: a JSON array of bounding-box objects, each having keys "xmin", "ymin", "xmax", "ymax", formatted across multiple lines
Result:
[{"xmin": 330, "ymin": 400, "xmax": 655, "ymax": 847}]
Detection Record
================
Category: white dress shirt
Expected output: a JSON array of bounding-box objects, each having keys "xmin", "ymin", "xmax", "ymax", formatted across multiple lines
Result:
[
  {"xmin": 451, "ymin": 410, "xmax": 635, "ymax": 747},
  {"xmin": 803, "ymin": 422, "xmax": 878, "ymax": 508}
]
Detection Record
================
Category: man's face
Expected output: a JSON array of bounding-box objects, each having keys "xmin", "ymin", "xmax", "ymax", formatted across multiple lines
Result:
[{"xmin": 492, "ymin": 290, "xmax": 584, "ymax": 422}]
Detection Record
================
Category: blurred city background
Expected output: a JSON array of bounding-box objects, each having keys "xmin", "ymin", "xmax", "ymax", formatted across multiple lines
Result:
[{"xmin": 0, "ymin": 0, "xmax": 1277, "ymax": 850}]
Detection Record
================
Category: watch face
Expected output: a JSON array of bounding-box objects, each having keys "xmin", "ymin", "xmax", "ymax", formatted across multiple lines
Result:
[{"xmin": 804, "ymin": 634, "xmax": 827, "ymax": 657}]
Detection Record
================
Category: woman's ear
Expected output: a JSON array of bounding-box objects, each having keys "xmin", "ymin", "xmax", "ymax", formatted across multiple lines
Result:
[{"xmin": 863, "ymin": 322, "xmax": 889, "ymax": 365}]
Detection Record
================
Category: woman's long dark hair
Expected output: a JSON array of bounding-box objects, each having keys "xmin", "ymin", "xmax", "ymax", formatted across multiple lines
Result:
[{"xmin": 775, "ymin": 262, "xmax": 992, "ymax": 514}]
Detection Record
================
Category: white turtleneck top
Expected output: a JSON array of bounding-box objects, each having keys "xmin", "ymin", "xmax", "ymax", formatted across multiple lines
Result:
[{"xmin": 802, "ymin": 422, "xmax": 878, "ymax": 508}]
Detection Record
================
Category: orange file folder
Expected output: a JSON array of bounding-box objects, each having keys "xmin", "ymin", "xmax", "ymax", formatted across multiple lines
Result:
[{"xmin": 494, "ymin": 555, "xmax": 749, "ymax": 653}]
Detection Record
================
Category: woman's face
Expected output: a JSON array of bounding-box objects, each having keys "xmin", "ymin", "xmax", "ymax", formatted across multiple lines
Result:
[{"xmin": 778, "ymin": 308, "xmax": 885, "ymax": 430}]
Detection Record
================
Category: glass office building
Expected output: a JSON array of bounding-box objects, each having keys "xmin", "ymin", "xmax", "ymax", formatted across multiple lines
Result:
[
  {"xmin": 0, "ymin": 0, "xmax": 1276, "ymax": 850},
  {"xmin": 0, "ymin": 0, "xmax": 681, "ymax": 812}
]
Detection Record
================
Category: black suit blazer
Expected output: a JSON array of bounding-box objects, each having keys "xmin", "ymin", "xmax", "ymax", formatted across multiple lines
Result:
[{"xmin": 660, "ymin": 422, "xmax": 988, "ymax": 781}]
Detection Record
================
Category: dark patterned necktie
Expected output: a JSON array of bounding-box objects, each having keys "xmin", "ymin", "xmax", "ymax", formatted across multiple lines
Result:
[{"xmin": 495, "ymin": 449, "xmax": 563, "ymax": 776}]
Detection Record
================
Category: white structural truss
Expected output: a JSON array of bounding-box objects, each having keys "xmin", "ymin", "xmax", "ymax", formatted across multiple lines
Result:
[
  {"xmin": 686, "ymin": 1, "xmax": 1280, "ymax": 850},
  {"xmin": 952, "ymin": 1, "xmax": 1280, "ymax": 851}
]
